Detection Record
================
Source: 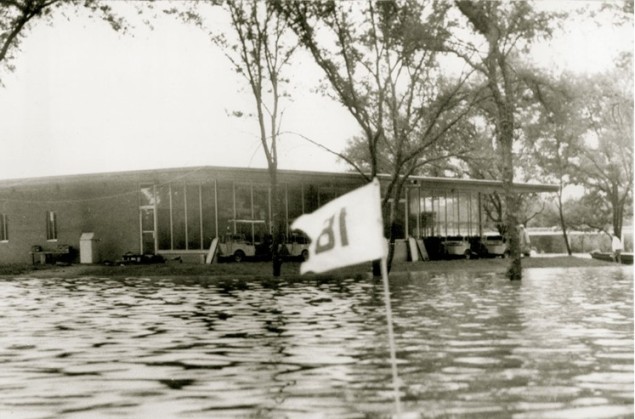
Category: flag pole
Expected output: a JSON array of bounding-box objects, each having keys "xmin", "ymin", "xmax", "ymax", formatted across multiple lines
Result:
[{"xmin": 381, "ymin": 256, "xmax": 402, "ymax": 416}]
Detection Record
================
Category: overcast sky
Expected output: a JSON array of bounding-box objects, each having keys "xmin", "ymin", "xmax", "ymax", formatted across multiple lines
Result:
[{"xmin": 0, "ymin": 1, "xmax": 631, "ymax": 181}]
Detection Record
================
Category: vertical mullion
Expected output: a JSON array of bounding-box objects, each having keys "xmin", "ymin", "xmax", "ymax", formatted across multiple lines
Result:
[
  {"xmin": 199, "ymin": 184, "xmax": 203, "ymax": 249},
  {"xmin": 468, "ymin": 192, "xmax": 473, "ymax": 236},
  {"xmin": 251, "ymin": 184, "xmax": 255, "ymax": 243},
  {"xmin": 232, "ymin": 182, "xmax": 236, "ymax": 234},
  {"xmin": 214, "ymin": 180, "xmax": 218, "ymax": 238},
  {"xmin": 184, "ymin": 184, "xmax": 188, "ymax": 250},
  {"xmin": 422, "ymin": 191, "xmax": 427, "ymax": 237},
  {"xmin": 478, "ymin": 192, "xmax": 483, "ymax": 237},
  {"xmin": 416, "ymin": 187, "xmax": 420, "ymax": 238},
  {"xmin": 456, "ymin": 191, "xmax": 461, "ymax": 236},
  {"xmin": 169, "ymin": 184, "xmax": 174, "ymax": 251},
  {"xmin": 444, "ymin": 192, "xmax": 448, "ymax": 237},
  {"xmin": 301, "ymin": 184, "xmax": 305, "ymax": 214},
  {"xmin": 153, "ymin": 185, "xmax": 158, "ymax": 253},
  {"xmin": 404, "ymin": 188, "xmax": 408, "ymax": 239},
  {"xmin": 284, "ymin": 184, "xmax": 289, "ymax": 238}
]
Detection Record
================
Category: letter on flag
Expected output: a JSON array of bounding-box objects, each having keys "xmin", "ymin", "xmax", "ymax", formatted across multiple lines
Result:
[{"xmin": 291, "ymin": 178, "xmax": 386, "ymax": 274}]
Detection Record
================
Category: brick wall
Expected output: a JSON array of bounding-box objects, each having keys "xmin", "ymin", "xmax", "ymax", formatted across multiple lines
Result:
[{"xmin": 0, "ymin": 179, "xmax": 139, "ymax": 264}]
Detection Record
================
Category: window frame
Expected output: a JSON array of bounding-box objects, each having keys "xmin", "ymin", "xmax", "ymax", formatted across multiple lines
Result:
[
  {"xmin": 0, "ymin": 213, "xmax": 7, "ymax": 242},
  {"xmin": 46, "ymin": 210, "xmax": 58, "ymax": 242}
]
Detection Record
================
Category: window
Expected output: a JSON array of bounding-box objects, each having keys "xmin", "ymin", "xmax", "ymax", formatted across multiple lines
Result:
[
  {"xmin": 157, "ymin": 184, "xmax": 172, "ymax": 251},
  {"xmin": 186, "ymin": 184, "xmax": 202, "ymax": 250},
  {"xmin": 154, "ymin": 182, "xmax": 219, "ymax": 251},
  {"xmin": 287, "ymin": 185, "xmax": 303, "ymax": 236},
  {"xmin": 46, "ymin": 211, "xmax": 57, "ymax": 241},
  {"xmin": 217, "ymin": 182, "xmax": 234, "ymax": 236},
  {"xmin": 201, "ymin": 183, "xmax": 217, "ymax": 249},
  {"xmin": 171, "ymin": 185, "xmax": 186, "ymax": 249},
  {"xmin": 0, "ymin": 213, "xmax": 7, "ymax": 242}
]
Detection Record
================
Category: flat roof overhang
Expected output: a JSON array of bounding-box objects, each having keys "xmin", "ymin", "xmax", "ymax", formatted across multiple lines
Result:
[
  {"xmin": 0, "ymin": 165, "xmax": 559, "ymax": 194},
  {"xmin": 392, "ymin": 174, "xmax": 560, "ymax": 194}
]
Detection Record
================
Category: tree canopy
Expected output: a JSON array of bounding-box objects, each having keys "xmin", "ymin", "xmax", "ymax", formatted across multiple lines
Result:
[{"xmin": 0, "ymin": 0, "xmax": 125, "ymax": 82}]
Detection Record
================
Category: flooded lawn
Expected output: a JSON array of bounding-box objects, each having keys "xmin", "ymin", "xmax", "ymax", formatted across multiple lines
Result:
[{"xmin": 0, "ymin": 267, "xmax": 632, "ymax": 418}]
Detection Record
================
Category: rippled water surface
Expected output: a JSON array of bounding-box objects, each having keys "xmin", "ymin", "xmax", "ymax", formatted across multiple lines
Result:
[{"xmin": 0, "ymin": 267, "xmax": 632, "ymax": 418}]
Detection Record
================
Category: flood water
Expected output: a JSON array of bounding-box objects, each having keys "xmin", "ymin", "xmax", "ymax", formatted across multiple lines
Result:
[{"xmin": 0, "ymin": 267, "xmax": 632, "ymax": 418}]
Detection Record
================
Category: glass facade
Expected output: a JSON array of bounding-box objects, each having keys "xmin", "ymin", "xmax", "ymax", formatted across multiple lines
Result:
[
  {"xmin": 140, "ymin": 179, "xmax": 497, "ymax": 253},
  {"xmin": 156, "ymin": 184, "xmax": 171, "ymax": 250},
  {"xmin": 144, "ymin": 181, "xmax": 273, "ymax": 252},
  {"xmin": 407, "ymin": 187, "xmax": 420, "ymax": 239},
  {"xmin": 252, "ymin": 185, "xmax": 269, "ymax": 244},
  {"xmin": 287, "ymin": 184, "xmax": 303, "ymax": 237},
  {"xmin": 217, "ymin": 182, "xmax": 233, "ymax": 238},
  {"xmin": 186, "ymin": 184, "xmax": 202, "ymax": 250},
  {"xmin": 171, "ymin": 185, "xmax": 186, "ymax": 250},
  {"xmin": 404, "ymin": 189, "xmax": 483, "ymax": 239},
  {"xmin": 201, "ymin": 183, "xmax": 216, "ymax": 249}
]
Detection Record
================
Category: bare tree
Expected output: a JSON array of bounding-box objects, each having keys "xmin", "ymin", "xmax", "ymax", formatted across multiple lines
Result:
[
  {"xmin": 1, "ymin": 0, "xmax": 61, "ymax": 75},
  {"xmin": 168, "ymin": 0, "xmax": 297, "ymax": 276},
  {"xmin": 0, "ymin": 0, "xmax": 125, "ymax": 83}
]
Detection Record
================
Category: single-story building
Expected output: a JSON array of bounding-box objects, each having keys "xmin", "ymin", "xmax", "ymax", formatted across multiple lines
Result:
[{"xmin": 0, "ymin": 166, "xmax": 558, "ymax": 264}]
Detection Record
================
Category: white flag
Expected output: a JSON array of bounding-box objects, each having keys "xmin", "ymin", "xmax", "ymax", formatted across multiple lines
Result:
[{"xmin": 291, "ymin": 178, "xmax": 386, "ymax": 274}]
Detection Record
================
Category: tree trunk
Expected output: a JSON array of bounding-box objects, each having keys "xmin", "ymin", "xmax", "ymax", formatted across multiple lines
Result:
[
  {"xmin": 499, "ymin": 106, "xmax": 522, "ymax": 280},
  {"xmin": 386, "ymin": 180, "xmax": 407, "ymax": 273},
  {"xmin": 557, "ymin": 190, "xmax": 572, "ymax": 255},
  {"xmin": 372, "ymin": 195, "xmax": 395, "ymax": 278},
  {"xmin": 612, "ymin": 190, "xmax": 624, "ymax": 240},
  {"xmin": 387, "ymin": 220, "xmax": 397, "ymax": 273},
  {"xmin": 269, "ymin": 167, "xmax": 283, "ymax": 277}
]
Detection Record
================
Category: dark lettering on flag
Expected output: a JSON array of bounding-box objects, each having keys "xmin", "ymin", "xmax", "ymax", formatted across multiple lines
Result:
[
  {"xmin": 315, "ymin": 208, "xmax": 349, "ymax": 255},
  {"xmin": 339, "ymin": 208, "xmax": 348, "ymax": 246}
]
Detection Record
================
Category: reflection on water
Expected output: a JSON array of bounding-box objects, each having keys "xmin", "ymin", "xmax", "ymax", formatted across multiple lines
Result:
[{"xmin": 0, "ymin": 267, "xmax": 632, "ymax": 418}]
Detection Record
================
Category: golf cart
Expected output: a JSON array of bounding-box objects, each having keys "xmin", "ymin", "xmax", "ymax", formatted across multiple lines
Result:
[
  {"xmin": 281, "ymin": 232, "xmax": 310, "ymax": 261},
  {"xmin": 218, "ymin": 220, "xmax": 271, "ymax": 262}
]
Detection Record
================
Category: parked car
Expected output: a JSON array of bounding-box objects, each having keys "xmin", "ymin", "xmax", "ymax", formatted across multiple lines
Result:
[
  {"xmin": 442, "ymin": 236, "xmax": 472, "ymax": 259},
  {"xmin": 481, "ymin": 234, "xmax": 509, "ymax": 258}
]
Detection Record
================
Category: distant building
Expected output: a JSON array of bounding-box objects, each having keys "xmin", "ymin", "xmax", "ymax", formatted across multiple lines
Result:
[{"xmin": 0, "ymin": 166, "xmax": 558, "ymax": 264}]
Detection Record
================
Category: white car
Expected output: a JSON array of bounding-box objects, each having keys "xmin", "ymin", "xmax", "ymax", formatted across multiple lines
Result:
[
  {"xmin": 482, "ymin": 235, "xmax": 509, "ymax": 258},
  {"xmin": 442, "ymin": 237, "xmax": 472, "ymax": 259}
]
